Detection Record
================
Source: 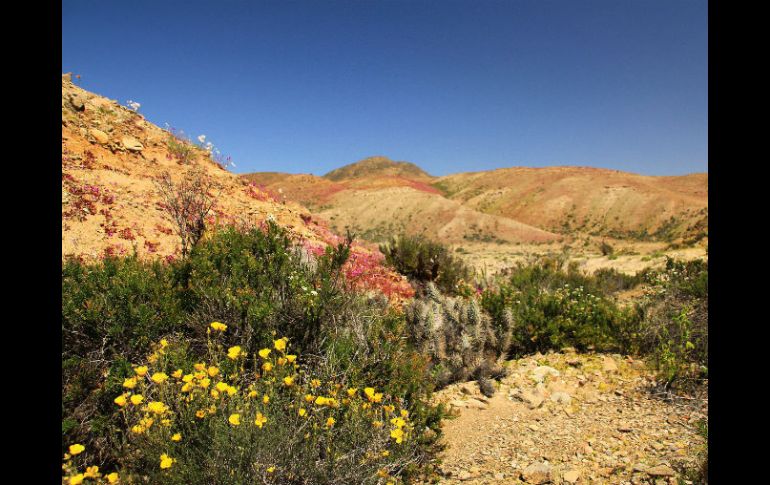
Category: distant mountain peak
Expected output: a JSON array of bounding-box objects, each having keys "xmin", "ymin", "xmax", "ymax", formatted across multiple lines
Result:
[{"xmin": 323, "ymin": 156, "xmax": 432, "ymax": 181}]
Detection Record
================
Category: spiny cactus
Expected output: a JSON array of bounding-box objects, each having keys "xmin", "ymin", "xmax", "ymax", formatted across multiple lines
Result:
[{"xmin": 406, "ymin": 283, "xmax": 506, "ymax": 389}]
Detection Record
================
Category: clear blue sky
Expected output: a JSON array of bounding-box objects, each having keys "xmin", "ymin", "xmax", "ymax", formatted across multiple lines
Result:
[{"xmin": 62, "ymin": 0, "xmax": 707, "ymax": 177}]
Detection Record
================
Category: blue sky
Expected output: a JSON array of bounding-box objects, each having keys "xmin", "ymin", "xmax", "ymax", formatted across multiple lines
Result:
[{"xmin": 62, "ymin": 0, "xmax": 707, "ymax": 176}]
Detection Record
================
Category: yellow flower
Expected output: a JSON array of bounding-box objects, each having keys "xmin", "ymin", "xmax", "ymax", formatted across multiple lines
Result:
[
  {"xmin": 229, "ymin": 413, "xmax": 241, "ymax": 426},
  {"xmin": 298, "ymin": 408, "xmax": 307, "ymax": 417},
  {"xmin": 390, "ymin": 417, "xmax": 406, "ymax": 428},
  {"xmin": 198, "ymin": 378, "xmax": 211, "ymax": 388},
  {"xmin": 130, "ymin": 394, "xmax": 144, "ymax": 405},
  {"xmin": 262, "ymin": 362, "xmax": 273, "ymax": 372},
  {"xmin": 390, "ymin": 427, "xmax": 404, "ymax": 444},
  {"xmin": 347, "ymin": 388, "xmax": 357, "ymax": 397},
  {"xmin": 161, "ymin": 418, "xmax": 172, "ymax": 427},
  {"xmin": 194, "ymin": 371, "xmax": 206, "ymax": 380},
  {"xmin": 382, "ymin": 450, "xmax": 390, "ymax": 457},
  {"xmin": 263, "ymin": 394, "xmax": 270, "ymax": 404},
  {"xmin": 134, "ymin": 366, "xmax": 148, "ymax": 377},
  {"xmin": 68, "ymin": 444, "xmax": 85, "ymax": 455},
  {"xmin": 226, "ymin": 385, "xmax": 237, "ymax": 396},
  {"xmin": 283, "ymin": 376, "xmax": 294, "ymax": 386},
  {"xmin": 106, "ymin": 472, "xmax": 119, "ymax": 483},
  {"xmin": 277, "ymin": 357, "xmax": 287, "ymax": 366},
  {"xmin": 84, "ymin": 466, "xmax": 99, "ymax": 478},
  {"xmin": 314, "ymin": 396, "xmax": 327, "ymax": 406},
  {"xmin": 160, "ymin": 453, "xmax": 174, "ymax": 469},
  {"xmin": 310, "ymin": 379, "xmax": 321, "ymax": 388},
  {"xmin": 364, "ymin": 387, "xmax": 375, "ymax": 400},
  {"xmin": 182, "ymin": 373, "xmax": 194, "ymax": 383},
  {"xmin": 210, "ymin": 389, "xmax": 220, "ymax": 399},
  {"xmin": 151, "ymin": 372, "xmax": 169, "ymax": 384},
  {"xmin": 210, "ymin": 321, "xmax": 227, "ymax": 332},
  {"xmin": 400, "ymin": 409, "xmax": 409, "ymax": 418},
  {"xmin": 248, "ymin": 389, "xmax": 258, "ymax": 398},
  {"xmin": 267, "ymin": 466, "xmax": 275, "ymax": 473},
  {"xmin": 181, "ymin": 382, "xmax": 193, "ymax": 393},
  {"xmin": 148, "ymin": 353, "xmax": 159, "ymax": 364},
  {"xmin": 304, "ymin": 394, "xmax": 315, "ymax": 403},
  {"xmin": 227, "ymin": 346, "xmax": 242, "ymax": 359},
  {"xmin": 172, "ymin": 369, "xmax": 183, "ymax": 379},
  {"xmin": 274, "ymin": 338, "xmax": 287, "ymax": 352},
  {"xmin": 372, "ymin": 393, "xmax": 383, "ymax": 403},
  {"xmin": 171, "ymin": 433, "xmax": 182, "ymax": 442},
  {"xmin": 372, "ymin": 420, "xmax": 383, "ymax": 428},
  {"xmin": 160, "ymin": 339, "xmax": 169, "ymax": 348},
  {"xmin": 326, "ymin": 417, "xmax": 335, "ymax": 427},
  {"xmin": 122, "ymin": 377, "xmax": 137, "ymax": 389},
  {"xmin": 194, "ymin": 363, "xmax": 206, "ymax": 372},
  {"xmin": 114, "ymin": 394, "xmax": 128, "ymax": 407},
  {"xmin": 208, "ymin": 404, "xmax": 217, "ymax": 414},
  {"xmin": 286, "ymin": 354, "xmax": 297, "ymax": 363},
  {"xmin": 216, "ymin": 382, "xmax": 229, "ymax": 392},
  {"xmin": 68, "ymin": 474, "xmax": 84, "ymax": 485},
  {"xmin": 258, "ymin": 348, "xmax": 271, "ymax": 359},
  {"xmin": 147, "ymin": 401, "xmax": 168, "ymax": 415},
  {"xmin": 131, "ymin": 424, "xmax": 145, "ymax": 434},
  {"xmin": 383, "ymin": 405, "xmax": 395, "ymax": 414},
  {"xmin": 196, "ymin": 410, "xmax": 206, "ymax": 419},
  {"xmin": 207, "ymin": 366, "xmax": 219, "ymax": 377},
  {"xmin": 254, "ymin": 412, "xmax": 267, "ymax": 428}
]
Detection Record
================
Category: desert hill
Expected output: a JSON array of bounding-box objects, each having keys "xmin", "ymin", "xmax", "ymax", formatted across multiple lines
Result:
[
  {"xmin": 434, "ymin": 166, "xmax": 708, "ymax": 240},
  {"xmin": 60, "ymin": 77, "xmax": 413, "ymax": 296},
  {"xmin": 243, "ymin": 159, "xmax": 707, "ymax": 246}
]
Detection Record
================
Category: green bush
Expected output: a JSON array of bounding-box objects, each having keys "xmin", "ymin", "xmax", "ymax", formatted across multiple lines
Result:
[
  {"xmin": 629, "ymin": 258, "xmax": 708, "ymax": 388},
  {"xmin": 380, "ymin": 234, "xmax": 472, "ymax": 296},
  {"xmin": 62, "ymin": 222, "xmax": 443, "ymax": 478},
  {"xmin": 481, "ymin": 258, "xmax": 637, "ymax": 357},
  {"xmin": 64, "ymin": 334, "xmax": 425, "ymax": 484}
]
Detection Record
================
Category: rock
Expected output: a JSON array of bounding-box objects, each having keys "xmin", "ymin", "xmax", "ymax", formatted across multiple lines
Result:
[
  {"xmin": 561, "ymin": 346, "xmax": 577, "ymax": 354},
  {"xmin": 89, "ymin": 129, "xmax": 109, "ymax": 144},
  {"xmin": 618, "ymin": 423, "xmax": 633, "ymax": 432},
  {"xmin": 449, "ymin": 399, "xmax": 467, "ymax": 409},
  {"xmin": 121, "ymin": 136, "xmax": 144, "ymax": 151},
  {"xmin": 550, "ymin": 391, "xmax": 572, "ymax": 405},
  {"xmin": 632, "ymin": 463, "xmax": 649, "ymax": 473},
  {"xmin": 646, "ymin": 465, "xmax": 676, "ymax": 477},
  {"xmin": 69, "ymin": 93, "xmax": 86, "ymax": 111},
  {"xmin": 494, "ymin": 472, "xmax": 505, "ymax": 480},
  {"xmin": 567, "ymin": 357, "xmax": 582, "ymax": 367},
  {"xmin": 457, "ymin": 470, "xmax": 471, "ymax": 480},
  {"xmin": 563, "ymin": 469, "xmax": 581, "ymax": 483},
  {"xmin": 522, "ymin": 462, "xmax": 552, "ymax": 484},
  {"xmin": 531, "ymin": 366, "xmax": 561, "ymax": 382},
  {"xmin": 62, "ymin": 72, "xmax": 72, "ymax": 82},
  {"xmin": 513, "ymin": 389, "xmax": 544, "ymax": 409},
  {"xmin": 460, "ymin": 382, "xmax": 478, "ymax": 395},
  {"xmin": 602, "ymin": 357, "xmax": 619, "ymax": 373},
  {"xmin": 465, "ymin": 398, "xmax": 487, "ymax": 409}
]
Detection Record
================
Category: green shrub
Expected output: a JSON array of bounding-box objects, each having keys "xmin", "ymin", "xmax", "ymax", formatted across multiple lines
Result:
[
  {"xmin": 380, "ymin": 234, "xmax": 472, "ymax": 296},
  {"xmin": 62, "ymin": 222, "xmax": 443, "ymax": 477},
  {"xmin": 70, "ymin": 334, "xmax": 424, "ymax": 484},
  {"xmin": 628, "ymin": 258, "xmax": 708, "ymax": 388},
  {"xmin": 481, "ymin": 258, "xmax": 636, "ymax": 357}
]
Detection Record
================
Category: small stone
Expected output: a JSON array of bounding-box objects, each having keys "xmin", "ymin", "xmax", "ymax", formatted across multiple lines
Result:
[
  {"xmin": 531, "ymin": 366, "xmax": 561, "ymax": 382},
  {"xmin": 646, "ymin": 465, "xmax": 676, "ymax": 477},
  {"xmin": 602, "ymin": 357, "xmax": 619, "ymax": 373},
  {"xmin": 70, "ymin": 93, "xmax": 86, "ymax": 111},
  {"xmin": 121, "ymin": 136, "xmax": 144, "ymax": 151},
  {"xmin": 563, "ymin": 469, "xmax": 581, "ymax": 483},
  {"xmin": 89, "ymin": 129, "xmax": 109, "ymax": 144},
  {"xmin": 457, "ymin": 470, "xmax": 471, "ymax": 480},
  {"xmin": 551, "ymin": 391, "xmax": 572, "ymax": 405},
  {"xmin": 522, "ymin": 462, "xmax": 552, "ymax": 484},
  {"xmin": 514, "ymin": 389, "xmax": 545, "ymax": 409}
]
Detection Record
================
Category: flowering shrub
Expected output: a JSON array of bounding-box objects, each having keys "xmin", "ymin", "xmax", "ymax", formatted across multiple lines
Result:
[{"xmin": 95, "ymin": 330, "xmax": 419, "ymax": 484}]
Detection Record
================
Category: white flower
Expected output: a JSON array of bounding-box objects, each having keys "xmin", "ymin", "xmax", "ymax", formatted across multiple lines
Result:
[
  {"xmin": 197, "ymin": 135, "xmax": 206, "ymax": 143},
  {"xmin": 126, "ymin": 100, "xmax": 141, "ymax": 111}
]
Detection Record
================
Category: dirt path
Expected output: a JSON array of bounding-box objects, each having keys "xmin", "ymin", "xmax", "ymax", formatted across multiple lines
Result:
[{"xmin": 428, "ymin": 351, "xmax": 707, "ymax": 484}]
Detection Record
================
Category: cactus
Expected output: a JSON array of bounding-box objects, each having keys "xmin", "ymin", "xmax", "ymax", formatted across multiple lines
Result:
[{"xmin": 406, "ymin": 284, "xmax": 509, "ymax": 389}]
